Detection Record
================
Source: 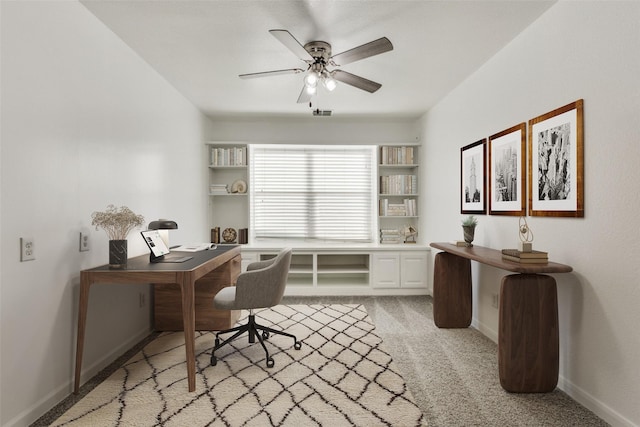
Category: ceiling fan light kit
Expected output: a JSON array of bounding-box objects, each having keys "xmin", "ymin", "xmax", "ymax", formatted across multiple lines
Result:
[{"xmin": 239, "ymin": 29, "xmax": 393, "ymax": 107}]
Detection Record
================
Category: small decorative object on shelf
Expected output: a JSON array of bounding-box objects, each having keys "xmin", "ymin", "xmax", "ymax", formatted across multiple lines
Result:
[
  {"xmin": 211, "ymin": 227, "xmax": 220, "ymax": 244},
  {"xmin": 518, "ymin": 216, "xmax": 534, "ymax": 252},
  {"xmin": 222, "ymin": 227, "xmax": 237, "ymax": 243},
  {"xmin": 91, "ymin": 205, "xmax": 145, "ymax": 269},
  {"xmin": 230, "ymin": 179, "xmax": 247, "ymax": 194},
  {"xmin": 403, "ymin": 225, "xmax": 418, "ymax": 243},
  {"xmin": 461, "ymin": 215, "xmax": 478, "ymax": 247},
  {"xmin": 238, "ymin": 228, "xmax": 249, "ymax": 244}
]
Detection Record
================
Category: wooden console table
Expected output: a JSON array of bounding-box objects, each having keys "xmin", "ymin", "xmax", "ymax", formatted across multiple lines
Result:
[
  {"xmin": 430, "ymin": 242, "xmax": 572, "ymax": 393},
  {"xmin": 74, "ymin": 246, "xmax": 241, "ymax": 394}
]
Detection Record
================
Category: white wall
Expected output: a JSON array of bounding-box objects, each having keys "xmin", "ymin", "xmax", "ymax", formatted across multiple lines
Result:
[
  {"xmin": 0, "ymin": 2, "xmax": 211, "ymax": 425},
  {"xmin": 419, "ymin": 2, "xmax": 640, "ymax": 426},
  {"xmin": 209, "ymin": 116, "xmax": 420, "ymax": 145}
]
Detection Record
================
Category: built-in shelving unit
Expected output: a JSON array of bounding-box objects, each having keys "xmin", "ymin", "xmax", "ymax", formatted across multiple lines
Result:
[
  {"xmin": 240, "ymin": 246, "xmax": 429, "ymax": 296},
  {"xmin": 206, "ymin": 141, "xmax": 429, "ymax": 296},
  {"xmin": 378, "ymin": 145, "xmax": 420, "ymax": 244},
  {"xmin": 206, "ymin": 142, "xmax": 249, "ymax": 243}
]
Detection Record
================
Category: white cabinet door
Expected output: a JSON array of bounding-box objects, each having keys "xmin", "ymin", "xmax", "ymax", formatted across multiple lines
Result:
[
  {"xmin": 400, "ymin": 252, "xmax": 428, "ymax": 288},
  {"xmin": 371, "ymin": 252, "xmax": 400, "ymax": 288}
]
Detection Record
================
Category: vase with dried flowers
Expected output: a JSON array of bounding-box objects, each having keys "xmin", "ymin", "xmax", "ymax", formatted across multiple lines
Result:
[{"xmin": 91, "ymin": 205, "xmax": 145, "ymax": 268}]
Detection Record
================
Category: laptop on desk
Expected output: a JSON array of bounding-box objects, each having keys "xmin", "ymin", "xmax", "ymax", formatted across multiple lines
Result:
[{"xmin": 141, "ymin": 230, "xmax": 193, "ymax": 263}]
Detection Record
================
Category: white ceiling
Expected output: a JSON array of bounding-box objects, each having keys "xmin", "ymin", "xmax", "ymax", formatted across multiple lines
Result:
[{"xmin": 81, "ymin": 0, "xmax": 555, "ymax": 120}]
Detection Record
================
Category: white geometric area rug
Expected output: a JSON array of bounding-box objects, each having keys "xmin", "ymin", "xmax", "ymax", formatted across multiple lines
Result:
[{"xmin": 53, "ymin": 304, "xmax": 425, "ymax": 426}]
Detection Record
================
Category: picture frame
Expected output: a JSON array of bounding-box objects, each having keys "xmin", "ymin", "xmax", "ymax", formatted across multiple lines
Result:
[
  {"xmin": 460, "ymin": 139, "xmax": 486, "ymax": 214},
  {"xmin": 528, "ymin": 99, "xmax": 584, "ymax": 217},
  {"xmin": 488, "ymin": 123, "xmax": 526, "ymax": 216}
]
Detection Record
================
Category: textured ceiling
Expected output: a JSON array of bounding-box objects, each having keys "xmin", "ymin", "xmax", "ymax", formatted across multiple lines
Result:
[{"xmin": 81, "ymin": 0, "xmax": 555, "ymax": 119}]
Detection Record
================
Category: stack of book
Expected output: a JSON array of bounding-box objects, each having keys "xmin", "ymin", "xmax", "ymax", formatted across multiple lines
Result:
[
  {"xmin": 379, "ymin": 199, "xmax": 417, "ymax": 216},
  {"xmin": 210, "ymin": 146, "xmax": 247, "ymax": 166},
  {"xmin": 209, "ymin": 184, "xmax": 229, "ymax": 195},
  {"xmin": 379, "ymin": 174, "xmax": 418, "ymax": 195},
  {"xmin": 380, "ymin": 229, "xmax": 403, "ymax": 244},
  {"xmin": 380, "ymin": 146, "xmax": 415, "ymax": 165},
  {"xmin": 501, "ymin": 249, "xmax": 548, "ymax": 263}
]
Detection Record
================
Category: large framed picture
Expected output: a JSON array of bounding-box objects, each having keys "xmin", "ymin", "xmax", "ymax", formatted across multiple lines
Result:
[
  {"xmin": 528, "ymin": 99, "xmax": 584, "ymax": 217},
  {"xmin": 488, "ymin": 123, "xmax": 526, "ymax": 216},
  {"xmin": 461, "ymin": 139, "xmax": 486, "ymax": 214}
]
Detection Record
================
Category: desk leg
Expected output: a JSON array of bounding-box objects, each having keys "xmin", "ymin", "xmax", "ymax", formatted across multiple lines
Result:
[
  {"xmin": 433, "ymin": 252, "xmax": 472, "ymax": 328},
  {"xmin": 179, "ymin": 272, "xmax": 197, "ymax": 392},
  {"xmin": 74, "ymin": 276, "xmax": 91, "ymax": 394},
  {"xmin": 499, "ymin": 274, "xmax": 559, "ymax": 393}
]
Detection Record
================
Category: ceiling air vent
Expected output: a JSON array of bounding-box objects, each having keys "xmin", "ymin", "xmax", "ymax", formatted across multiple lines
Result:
[{"xmin": 312, "ymin": 109, "xmax": 332, "ymax": 116}]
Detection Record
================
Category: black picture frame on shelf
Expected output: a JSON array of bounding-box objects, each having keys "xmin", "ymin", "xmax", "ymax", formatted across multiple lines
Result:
[{"xmin": 461, "ymin": 139, "xmax": 487, "ymax": 214}]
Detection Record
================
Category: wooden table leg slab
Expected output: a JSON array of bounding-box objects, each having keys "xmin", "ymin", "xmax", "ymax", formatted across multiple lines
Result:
[
  {"xmin": 433, "ymin": 252, "xmax": 472, "ymax": 328},
  {"xmin": 178, "ymin": 272, "xmax": 197, "ymax": 392},
  {"xmin": 499, "ymin": 274, "xmax": 559, "ymax": 393}
]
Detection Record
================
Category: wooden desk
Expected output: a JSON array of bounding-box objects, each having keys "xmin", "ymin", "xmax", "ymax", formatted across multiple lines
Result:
[
  {"xmin": 74, "ymin": 246, "xmax": 241, "ymax": 394},
  {"xmin": 430, "ymin": 242, "xmax": 572, "ymax": 393}
]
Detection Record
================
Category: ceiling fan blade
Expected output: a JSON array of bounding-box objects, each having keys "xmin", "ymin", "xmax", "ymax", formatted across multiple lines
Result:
[
  {"xmin": 269, "ymin": 29, "xmax": 314, "ymax": 61},
  {"xmin": 332, "ymin": 70, "xmax": 382, "ymax": 93},
  {"xmin": 297, "ymin": 86, "xmax": 313, "ymax": 104},
  {"xmin": 331, "ymin": 37, "xmax": 393, "ymax": 66},
  {"xmin": 239, "ymin": 68, "xmax": 304, "ymax": 79}
]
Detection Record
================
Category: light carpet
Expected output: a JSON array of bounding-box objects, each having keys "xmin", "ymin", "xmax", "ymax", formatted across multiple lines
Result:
[{"xmin": 53, "ymin": 304, "xmax": 425, "ymax": 426}]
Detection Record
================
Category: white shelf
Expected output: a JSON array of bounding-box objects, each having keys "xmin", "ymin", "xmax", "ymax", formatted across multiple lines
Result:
[
  {"xmin": 207, "ymin": 142, "xmax": 249, "ymax": 241},
  {"xmin": 378, "ymin": 145, "xmax": 420, "ymax": 244},
  {"xmin": 241, "ymin": 246, "xmax": 429, "ymax": 295}
]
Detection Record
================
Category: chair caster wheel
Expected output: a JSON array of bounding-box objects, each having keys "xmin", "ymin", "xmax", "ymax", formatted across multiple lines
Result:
[
  {"xmin": 294, "ymin": 341, "xmax": 302, "ymax": 350},
  {"xmin": 215, "ymin": 338, "xmax": 220, "ymax": 347},
  {"xmin": 211, "ymin": 355, "xmax": 217, "ymax": 366},
  {"xmin": 262, "ymin": 331, "xmax": 270, "ymax": 340},
  {"xmin": 266, "ymin": 358, "xmax": 275, "ymax": 368}
]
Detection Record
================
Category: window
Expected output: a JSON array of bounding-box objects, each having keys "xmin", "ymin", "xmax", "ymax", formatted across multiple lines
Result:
[{"xmin": 250, "ymin": 144, "xmax": 376, "ymax": 242}]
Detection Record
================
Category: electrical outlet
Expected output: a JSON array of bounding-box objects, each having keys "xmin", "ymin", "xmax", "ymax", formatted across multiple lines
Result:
[
  {"xmin": 79, "ymin": 232, "xmax": 90, "ymax": 252},
  {"xmin": 492, "ymin": 293, "xmax": 499, "ymax": 309},
  {"xmin": 20, "ymin": 237, "xmax": 35, "ymax": 261}
]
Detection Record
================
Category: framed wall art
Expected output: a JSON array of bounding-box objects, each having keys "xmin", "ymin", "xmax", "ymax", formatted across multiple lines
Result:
[
  {"xmin": 528, "ymin": 99, "xmax": 584, "ymax": 217},
  {"xmin": 460, "ymin": 139, "xmax": 486, "ymax": 214},
  {"xmin": 488, "ymin": 123, "xmax": 526, "ymax": 216}
]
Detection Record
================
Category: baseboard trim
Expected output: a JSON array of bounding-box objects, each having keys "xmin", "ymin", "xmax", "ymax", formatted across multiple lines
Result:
[
  {"xmin": 6, "ymin": 327, "xmax": 151, "ymax": 427},
  {"xmin": 557, "ymin": 376, "xmax": 638, "ymax": 427},
  {"xmin": 473, "ymin": 316, "xmax": 636, "ymax": 427}
]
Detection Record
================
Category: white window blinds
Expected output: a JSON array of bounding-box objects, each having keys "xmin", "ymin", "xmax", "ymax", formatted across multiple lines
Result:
[{"xmin": 250, "ymin": 144, "xmax": 375, "ymax": 242}]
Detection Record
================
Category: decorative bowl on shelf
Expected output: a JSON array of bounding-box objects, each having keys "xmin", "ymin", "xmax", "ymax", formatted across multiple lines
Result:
[{"xmin": 222, "ymin": 228, "xmax": 237, "ymax": 243}]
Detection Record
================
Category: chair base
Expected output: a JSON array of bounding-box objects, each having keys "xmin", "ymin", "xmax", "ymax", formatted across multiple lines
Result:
[{"xmin": 210, "ymin": 312, "xmax": 302, "ymax": 368}]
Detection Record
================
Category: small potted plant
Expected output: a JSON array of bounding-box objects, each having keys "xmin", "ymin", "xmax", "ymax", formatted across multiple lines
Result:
[
  {"xmin": 461, "ymin": 215, "xmax": 478, "ymax": 246},
  {"xmin": 91, "ymin": 205, "xmax": 145, "ymax": 268}
]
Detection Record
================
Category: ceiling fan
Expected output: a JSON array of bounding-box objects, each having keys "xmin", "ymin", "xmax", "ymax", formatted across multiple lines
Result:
[{"xmin": 239, "ymin": 29, "xmax": 393, "ymax": 104}]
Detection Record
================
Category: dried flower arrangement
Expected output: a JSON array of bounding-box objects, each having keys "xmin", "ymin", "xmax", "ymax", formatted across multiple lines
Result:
[{"xmin": 91, "ymin": 205, "xmax": 145, "ymax": 241}]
